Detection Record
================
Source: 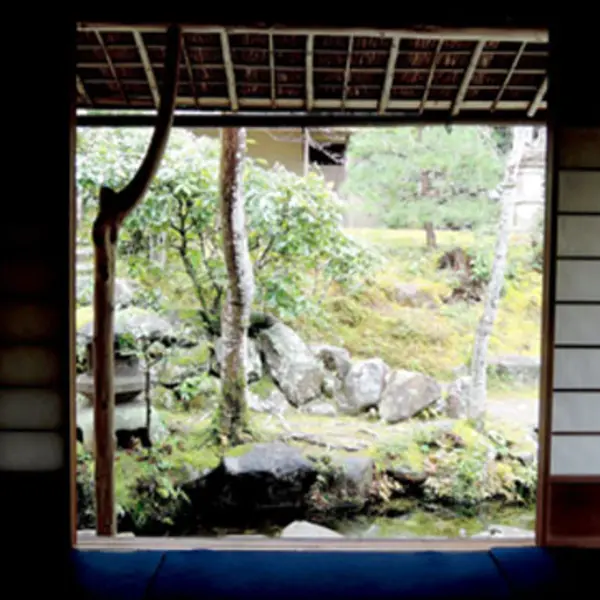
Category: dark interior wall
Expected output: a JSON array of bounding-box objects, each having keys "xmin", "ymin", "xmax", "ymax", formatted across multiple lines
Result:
[
  {"xmin": 74, "ymin": 8, "xmax": 548, "ymax": 29},
  {"xmin": 2, "ymin": 20, "xmax": 76, "ymax": 589}
]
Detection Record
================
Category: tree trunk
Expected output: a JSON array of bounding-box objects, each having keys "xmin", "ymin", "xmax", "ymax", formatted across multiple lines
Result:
[
  {"xmin": 424, "ymin": 221, "xmax": 437, "ymax": 249},
  {"xmin": 144, "ymin": 354, "xmax": 152, "ymax": 440},
  {"xmin": 92, "ymin": 209, "xmax": 118, "ymax": 535},
  {"xmin": 91, "ymin": 25, "xmax": 181, "ymax": 535},
  {"xmin": 468, "ymin": 127, "xmax": 532, "ymax": 429},
  {"xmin": 215, "ymin": 128, "xmax": 255, "ymax": 447},
  {"xmin": 302, "ymin": 128, "xmax": 310, "ymax": 176}
]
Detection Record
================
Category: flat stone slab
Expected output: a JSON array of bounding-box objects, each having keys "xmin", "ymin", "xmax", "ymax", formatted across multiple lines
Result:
[{"xmin": 77, "ymin": 401, "xmax": 167, "ymax": 450}]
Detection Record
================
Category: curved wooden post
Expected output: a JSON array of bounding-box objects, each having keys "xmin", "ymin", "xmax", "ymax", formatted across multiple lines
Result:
[{"xmin": 92, "ymin": 25, "xmax": 181, "ymax": 536}]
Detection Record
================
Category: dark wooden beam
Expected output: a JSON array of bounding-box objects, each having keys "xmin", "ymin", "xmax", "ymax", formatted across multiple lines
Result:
[
  {"xmin": 133, "ymin": 31, "xmax": 160, "ymax": 108},
  {"xmin": 94, "ymin": 30, "xmax": 128, "ymax": 103},
  {"xmin": 306, "ymin": 34, "xmax": 314, "ymax": 111},
  {"xmin": 341, "ymin": 36, "xmax": 354, "ymax": 110},
  {"xmin": 419, "ymin": 39, "xmax": 443, "ymax": 114},
  {"xmin": 220, "ymin": 31, "xmax": 239, "ymax": 112},
  {"xmin": 491, "ymin": 42, "xmax": 526, "ymax": 112},
  {"xmin": 77, "ymin": 109, "xmax": 546, "ymax": 128},
  {"xmin": 527, "ymin": 76, "xmax": 548, "ymax": 117},
  {"xmin": 268, "ymin": 32, "xmax": 276, "ymax": 108},
  {"xmin": 378, "ymin": 36, "xmax": 400, "ymax": 114},
  {"xmin": 451, "ymin": 40, "xmax": 485, "ymax": 116}
]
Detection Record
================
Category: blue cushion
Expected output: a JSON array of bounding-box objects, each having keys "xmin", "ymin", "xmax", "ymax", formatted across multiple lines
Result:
[
  {"xmin": 71, "ymin": 549, "xmax": 164, "ymax": 600},
  {"xmin": 148, "ymin": 550, "xmax": 511, "ymax": 599},
  {"xmin": 490, "ymin": 547, "xmax": 558, "ymax": 596}
]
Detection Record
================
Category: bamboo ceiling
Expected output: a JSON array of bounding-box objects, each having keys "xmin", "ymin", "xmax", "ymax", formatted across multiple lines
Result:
[{"xmin": 76, "ymin": 24, "xmax": 548, "ymax": 124}]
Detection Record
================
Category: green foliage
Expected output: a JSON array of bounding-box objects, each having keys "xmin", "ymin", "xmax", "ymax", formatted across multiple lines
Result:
[
  {"xmin": 342, "ymin": 127, "xmax": 504, "ymax": 231},
  {"xmin": 419, "ymin": 421, "xmax": 536, "ymax": 510},
  {"xmin": 177, "ymin": 373, "xmax": 217, "ymax": 411},
  {"xmin": 76, "ymin": 427, "xmax": 222, "ymax": 534},
  {"xmin": 370, "ymin": 196, "xmax": 501, "ymax": 231},
  {"xmin": 77, "ymin": 128, "xmax": 377, "ymax": 322}
]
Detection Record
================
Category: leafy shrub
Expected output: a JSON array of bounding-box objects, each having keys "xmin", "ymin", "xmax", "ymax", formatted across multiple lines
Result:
[{"xmin": 77, "ymin": 129, "xmax": 378, "ymax": 324}]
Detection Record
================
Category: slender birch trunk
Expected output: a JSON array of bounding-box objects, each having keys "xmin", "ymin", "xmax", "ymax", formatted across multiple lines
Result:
[
  {"xmin": 215, "ymin": 128, "xmax": 255, "ymax": 447},
  {"xmin": 468, "ymin": 127, "xmax": 533, "ymax": 429}
]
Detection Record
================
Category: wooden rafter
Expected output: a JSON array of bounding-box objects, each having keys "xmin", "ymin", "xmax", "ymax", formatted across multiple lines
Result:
[
  {"xmin": 306, "ymin": 34, "xmax": 314, "ymax": 111},
  {"xmin": 133, "ymin": 31, "xmax": 160, "ymax": 108},
  {"xmin": 94, "ymin": 30, "xmax": 128, "ymax": 103},
  {"xmin": 419, "ymin": 39, "xmax": 443, "ymax": 114},
  {"xmin": 220, "ymin": 30, "xmax": 238, "ymax": 112},
  {"xmin": 451, "ymin": 40, "xmax": 485, "ymax": 116},
  {"xmin": 268, "ymin": 33, "xmax": 276, "ymax": 108},
  {"xmin": 341, "ymin": 36, "xmax": 354, "ymax": 110},
  {"xmin": 76, "ymin": 74, "xmax": 93, "ymax": 106},
  {"xmin": 492, "ymin": 42, "xmax": 526, "ymax": 112},
  {"xmin": 181, "ymin": 37, "xmax": 200, "ymax": 109},
  {"xmin": 378, "ymin": 36, "xmax": 400, "ymax": 114},
  {"xmin": 527, "ymin": 76, "xmax": 548, "ymax": 117}
]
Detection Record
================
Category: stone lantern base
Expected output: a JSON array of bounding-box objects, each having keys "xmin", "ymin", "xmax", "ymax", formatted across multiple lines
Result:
[{"xmin": 76, "ymin": 396, "xmax": 167, "ymax": 450}]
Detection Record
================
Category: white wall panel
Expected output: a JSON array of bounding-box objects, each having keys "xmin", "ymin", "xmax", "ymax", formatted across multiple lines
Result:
[
  {"xmin": 0, "ymin": 347, "xmax": 60, "ymax": 387},
  {"xmin": 557, "ymin": 216, "xmax": 600, "ymax": 257},
  {"xmin": 0, "ymin": 303, "xmax": 60, "ymax": 342},
  {"xmin": 551, "ymin": 435, "xmax": 600, "ymax": 475},
  {"xmin": 556, "ymin": 260, "xmax": 600, "ymax": 301},
  {"xmin": 558, "ymin": 171, "xmax": 600, "ymax": 213},
  {"xmin": 0, "ymin": 389, "xmax": 62, "ymax": 430},
  {"xmin": 553, "ymin": 348, "xmax": 600, "ymax": 389},
  {"xmin": 555, "ymin": 305, "xmax": 600, "ymax": 345},
  {"xmin": 0, "ymin": 432, "xmax": 63, "ymax": 471},
  {"xmin": 552, "ymin": 393, "xmax": 600, "ymax": 432}
]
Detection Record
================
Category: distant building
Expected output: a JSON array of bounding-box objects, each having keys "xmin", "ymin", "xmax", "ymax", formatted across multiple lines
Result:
[
  {"xmin": 509, "ymin": 128, "xmax": 546, "ymax": 233},
  {"xmin": 191, "ymin": 127, "xmax": 379, "ymax": 227},
  {"xmin": 191, "ymin": 126, "xmax": 350, "ymax": 186}
]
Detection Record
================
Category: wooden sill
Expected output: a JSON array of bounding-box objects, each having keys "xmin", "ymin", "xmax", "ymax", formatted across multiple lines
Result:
[{"xmin": 75, "ymin": 534, "xmax": 535, "ymax": 552}]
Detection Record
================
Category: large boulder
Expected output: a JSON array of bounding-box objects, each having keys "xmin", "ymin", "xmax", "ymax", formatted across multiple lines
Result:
[
  {"xmin": 333, "ymin": 456, "xmax": 375, "ymax": 497},
  {"xmin": 184, "ymin": 442, "xmax": 318, "ymax": 528},
  {"xmin": 379, "ymin": 370, "xmax": 442, "ymax": 424},
  {"xmin": 300, "ymin": 400, "xmax": 337, "ymax": 417},
  {"xmin": 341, "ymin": 358, "xmax": 389, "ymax": 414},
  {"xmin": 248, "ymin": 389, "xmax": 289, "ymax": 415},
  {"xmin": 280, "ymin": 521, "xmax": 343, "ymax": 538},
  {"xmin": 310, "ymin": 344, "xmax": 352, "ymax": 380},
  {"xmin": 152, "ymin": 341, "xmax": 212, "ymax": 388},
  {"xmin": 444, "ymin": 375, "xmax": 473, "ymax": 419},
  {"xmin": 394, "ymin": 283, "xmax": 436, "ymax": 308},
  {"xmin": 78, "ymin": 307, "xmax": 177, "ymax": 346},
  {"xmin": 77, "ymin": 276, "xmax": 137, "ymax": 308},
  {"xmin": 258, "ymin": 323, "xmax": 325, "ymax": 407},
  {"xmin": 212, "ymin": 338, "xmax": 262, "ymax": 383}
]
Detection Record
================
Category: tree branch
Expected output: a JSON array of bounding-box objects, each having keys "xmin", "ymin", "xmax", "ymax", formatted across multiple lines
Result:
[{"xmin": 111, "ymin": 26, "xmax": 182, "ymax": 223}]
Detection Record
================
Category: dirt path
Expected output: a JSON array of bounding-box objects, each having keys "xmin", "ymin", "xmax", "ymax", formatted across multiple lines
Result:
[{"xmin": 486, "ymin": 396, "xmax": 538, "ymax": 429}]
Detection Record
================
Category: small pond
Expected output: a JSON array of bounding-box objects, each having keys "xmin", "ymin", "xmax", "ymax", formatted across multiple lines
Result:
[{"xmin": 333, "ymin": 506, "xmax": 535, "ymax": 539}]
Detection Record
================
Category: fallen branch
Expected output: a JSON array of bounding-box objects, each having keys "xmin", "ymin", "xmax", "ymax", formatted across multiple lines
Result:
[{"xmin": 357, "ymin": 427, "xmax": 381, "ymax": 441}]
